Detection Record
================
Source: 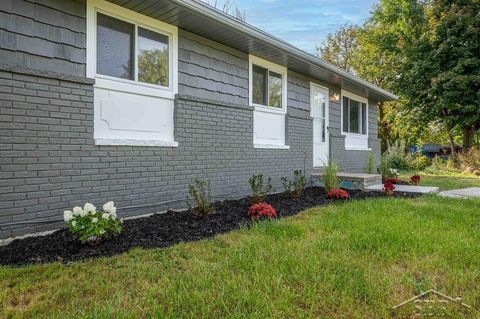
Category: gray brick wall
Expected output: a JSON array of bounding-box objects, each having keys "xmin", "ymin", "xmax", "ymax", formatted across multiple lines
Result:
[
  {"xmin": 0, "ymin": 70, "xmax": 312, "ymax": 239},
  {"xmin": 0, "ymin": 0, "xmax": 86, "ymax": 77}
]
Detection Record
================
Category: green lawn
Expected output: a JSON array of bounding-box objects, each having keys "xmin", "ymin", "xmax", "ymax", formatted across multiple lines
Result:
[
  {"xmin": 2, "ymin": 195, "xmax": 480, "ymax": 318},
  {"xmin": 399, "ymin": 170, "xmax": 480, "ymax": 190}
]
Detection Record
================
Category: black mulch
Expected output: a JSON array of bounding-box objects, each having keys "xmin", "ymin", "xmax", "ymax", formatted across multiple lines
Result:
[{"xmin": 0, "ymin": 188, "xmax": 421, "ymax": 266}]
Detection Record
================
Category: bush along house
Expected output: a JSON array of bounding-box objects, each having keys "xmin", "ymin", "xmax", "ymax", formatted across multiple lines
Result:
[{"xmin": 0, "ymin": 0, "xmax": 397, "ymax": 240}]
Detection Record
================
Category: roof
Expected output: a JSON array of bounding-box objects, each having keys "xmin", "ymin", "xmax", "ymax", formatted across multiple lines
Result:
[{"xmin": 107, "ymin": 0, "xmax": 398, "ymax": 102}]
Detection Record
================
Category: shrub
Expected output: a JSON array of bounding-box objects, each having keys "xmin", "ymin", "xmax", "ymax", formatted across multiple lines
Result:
[
  {"xmin": 326, "ymin": 188, "xmax": 349, "ymax": 200},
  {"xmin": 379, "ymin": 153, "xmax": 394, "ymax": 181},
  {"xmin": 459, "ymin": 148, "xmax": 480, "ymax": 174},
  {"xmin": 248, "ymin": 174, "xmax": 272, "ymax": 204},
  {"xmin": 385, "ymin": 177, "xmax": 401, "ymax": 184},
  {"xmin": 248, "ymin": 203, "xmax": 277, "ymax": 220},
  {"xmin": 64, "ymin": 201, "xmax": 123, "ymax": 245},
  {"xmin": 323, "ymin": 161, "xmax": 340, "ymax": 193},
  {"xmin": 282, "ymin": 170, "xmax": 306, "ymax": 198},
  {"xmin": 383, "ymin": 182, "xmax": 395, "ymax": 196},
  {"xmin": 386, "ymin": 140, "xmax": 408, "ymax": 169},
  {"xmin": 188, "ymin": 179, "xmax": 213, "ymax": 216},
  {"xmin": 407, "ymin": 153, "xmax": 430, "ymax": 170},
  {"xmin": 366, "ymin": 152, "xmax": 376, "ymax": 174},
  {"xmin": 410, "ymin": 175, "xmax": 421, "ymax": 185},
  {"xmin": 425, "ymin": 156, "xmax": 449, "ymax": 174}
]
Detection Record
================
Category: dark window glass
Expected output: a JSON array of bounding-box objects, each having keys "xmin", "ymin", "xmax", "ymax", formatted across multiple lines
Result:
[
  {"xmin": 268, "ymin": 71, "xmax": 282, "ymax": 108},
  {"xmin": 252, "ymin": 65, "xmax": 268, "ymax": 105},
  {"xmin": 362, "ymin": 103, "xmax": 367, "ymax": 134},
  {"xmin": 342, "ymin": 96, "xmax": 349, "ymax": 132},
  {"xmin": 97, "ymin": 13, "xmax": 134, "ymax": 80},
  {"xmin": 349, "ymin": 99, "xmax": 360, "ymax": 133},
  {"xmin": 138, "ymin": 27, "xmax": 169, "ymax": 87}
]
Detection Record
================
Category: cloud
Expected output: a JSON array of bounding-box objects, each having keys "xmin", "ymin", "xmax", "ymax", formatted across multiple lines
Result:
[{"xmin": 232, "ymin": 0, "xmax": 378, "ymax": 53}]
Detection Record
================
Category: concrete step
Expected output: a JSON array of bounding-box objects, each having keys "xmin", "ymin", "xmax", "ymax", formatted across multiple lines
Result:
[
  {"xmin": 365, "ymin": 184, "xmax": 439, "ymax": 194},
  {"xmin": 311, "ymin": 172, "xmax": 383, "ymax": 190}
]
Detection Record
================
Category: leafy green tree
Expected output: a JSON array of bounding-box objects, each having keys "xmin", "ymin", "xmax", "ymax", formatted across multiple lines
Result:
[
  {"xmin": 138, "ymin": 48, "xmax": 169, "ymax": 87},
  {"xmin": 316, "ymin": 24, "xmax": 359, "ymax": 73},
  {"xmin": 400, "ymin": 0, "xmax": 480, "ymax": 151}
]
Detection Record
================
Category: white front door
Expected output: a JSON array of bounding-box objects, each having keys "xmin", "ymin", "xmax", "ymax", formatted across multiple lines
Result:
[{"xmin": 311, "ymin": 84, "xmax": 329, "ymax": 167}]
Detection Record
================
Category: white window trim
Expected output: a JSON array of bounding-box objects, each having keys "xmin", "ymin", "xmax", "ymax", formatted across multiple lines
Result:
[
  {"xmin": 86, "ymin": 0, "xmax": 178, "ymax": 99},
  {"xmin": 248, "ymin": 55, "xmax": 288, "ymax": 114},
  {"xmin": 340, "ymin": 89, "xmax": 370, "ymax": 151}
]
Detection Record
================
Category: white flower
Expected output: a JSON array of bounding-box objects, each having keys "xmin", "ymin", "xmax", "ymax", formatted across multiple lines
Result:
[
  {"xmin": 84, "ymin": 203, "xmax": 96, "ymax": 215},
  {"xmin": 102, "ymin": 213, "xmax": 110, "ymax": 219},
  {"xmin": 73, "ymin": 206, "xmax": 84, "ymax": 216},
  {"xmin": 99, "ymin": 230, "xmax": 105, "ymax": 235},
  {"xmin": 92, "ymin": 217, "xmax": 98, "ymax": 224},
  {"xmin": 63, "ymin": 210, "xmax": 74, "ymax": 222},
  {"xmin": 72, "ymin": 221, "xmax": 77, "ymax": 227},
  {"xmin": 102, "ymin": 201, "xmax": 116, "ymax": 214}
]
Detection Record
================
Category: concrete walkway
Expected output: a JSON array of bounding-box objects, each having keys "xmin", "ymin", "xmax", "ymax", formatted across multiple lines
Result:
[
  {"xmin": 438, "ymin": 187, "xmax": 480, "ymax": 198},
  {"xmin": 366, "ymin": 184, "xmax": 440, "ymax": 194}
]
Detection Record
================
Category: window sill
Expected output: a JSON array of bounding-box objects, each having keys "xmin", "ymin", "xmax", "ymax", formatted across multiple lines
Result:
[
  {"xmin": 345, "ymin": 147, "xmax": 372, "ymax": 151},
  {"xmin": 95, "ymin": 138, "xmax": 179, "ymax": 147},
  {"xmin": 253, "ymin": 104, "xmax": 286, "ymax": 115},
  {"xmin": 254, "ymin": 143, "xmax": 290, "ymax": 150}
]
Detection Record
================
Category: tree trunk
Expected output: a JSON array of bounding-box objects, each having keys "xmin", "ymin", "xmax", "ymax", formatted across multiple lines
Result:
[
  {"xmin": 462, "ymin": 124, "xmax": 475, "ymax": 151},
  {"xmin": 378, "ymin": 102, "xmax": 389, "ymax": 152},
  {"xmin": 445, "ymin": 121, "xmax": 456, "ymax": 157}
]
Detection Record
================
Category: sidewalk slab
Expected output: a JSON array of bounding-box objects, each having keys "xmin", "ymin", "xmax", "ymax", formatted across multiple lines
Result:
[
  {"xmin": 365, "ymin": 184, "xmax": 439, "ymax": 194},
  {"xmin": 438, "ymin": 187, "xmax": 480, "ymax": 198}
]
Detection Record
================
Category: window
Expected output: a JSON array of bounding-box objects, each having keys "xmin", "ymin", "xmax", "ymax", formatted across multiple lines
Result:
[
  {"xmin": 249, "ymin": 56, "xmax": 287, "ymax": 110},
  {"xmin": 96, "ymin": 13, "xmax": 170, "ymax": 88},
  {"xmin": 342, "ymin": 96, "xmax": 367, "ymax": 135},
  {"xmin": 87, "ymin": 0, "xmax": 178, "ymax": 147},
  {"xmin": 341, "ymin": 90, "xmax": 369, "ymax": 150},
  {"xmin": 249, "ymin": 55, "xmax": 289, "ymax": 149}
]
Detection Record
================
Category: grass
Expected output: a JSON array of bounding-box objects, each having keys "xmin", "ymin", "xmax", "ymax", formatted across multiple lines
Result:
[
  {"xmin": 2, "ymin": 195, "xmax": 480, "ymax": 318},
  {"xmin": 399, "ymin": 170, "xmax": 480, "ymax": 190}
]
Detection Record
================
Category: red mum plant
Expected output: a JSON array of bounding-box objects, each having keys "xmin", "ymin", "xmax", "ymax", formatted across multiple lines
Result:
[
  {"xmin": 385, "ymin": 177, "xmax": 401, "ymax": 184},
  {"xmin": 248, "ymin": 203, "xmax": 277, "ymax": 220},
  {"xmin": 410, "ymin": 175, "xmax": 421, "ymax": 185},
  {"xmin": 383, "ymin": 182, "xmax": 395, "ymax": 196},
  {"xmin": 326, "ymin": 188, "xmax": 349, "ymax": 200}
]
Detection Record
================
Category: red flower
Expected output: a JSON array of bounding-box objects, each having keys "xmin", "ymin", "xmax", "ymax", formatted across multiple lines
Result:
[
  {"xmin": 385, "ymin": 177, "xmax": 401, "ymax": 184},
  {"xmin": 248, "ymin": 203, "xmax": 277, "ymax": 220},
  {"xmin": 383, "ymin": 182, "xmax": 395, "ymax": 196},
  {"xmin": 410, "ymin": 175, "xmax": 421, "ymax": 185},
  {"xmin": 326, "ymin": 188, "xmax": 349, "ymax": 199}
]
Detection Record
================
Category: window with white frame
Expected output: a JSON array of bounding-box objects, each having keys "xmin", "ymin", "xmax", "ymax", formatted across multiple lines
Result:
[
  {"xmin": 249, "ymin": 55, "xmax": 289, "ymax": 149},
  {"xmin": 87, "ymin": 0, "xmax": 178, "ymax": 147},
  {"xmin": 341, "ymin": 90, "xmax": 369, "ymax": 150}
]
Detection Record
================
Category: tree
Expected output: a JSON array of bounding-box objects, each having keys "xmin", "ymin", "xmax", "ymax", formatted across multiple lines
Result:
[
  {"xmin": 400, "ymin": 0, "xmax": 480, "ymax": 151},
  {"xmin": 316, "ymin": 24, "xmax": 359, "ymax": 73}
]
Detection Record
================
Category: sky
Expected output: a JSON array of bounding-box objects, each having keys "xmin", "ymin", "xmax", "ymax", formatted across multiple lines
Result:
[{"xmin": 227, "ymin": 0, "xmax": 378, "ymax": 54}]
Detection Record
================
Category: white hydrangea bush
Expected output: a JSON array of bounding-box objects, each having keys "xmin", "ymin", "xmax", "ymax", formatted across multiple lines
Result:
[{"xmin": 63, "ymin": 201, "xmax": 123, "ymax": 244}]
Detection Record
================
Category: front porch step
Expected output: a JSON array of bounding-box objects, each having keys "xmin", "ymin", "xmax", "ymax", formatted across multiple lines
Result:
[
  {"xmin": 366, "ymin": 184, "xmax": 439, "ymax": 194},
  {"xmin": 311, "ymin": 172, "xmax": 382, "ymax": 190}
]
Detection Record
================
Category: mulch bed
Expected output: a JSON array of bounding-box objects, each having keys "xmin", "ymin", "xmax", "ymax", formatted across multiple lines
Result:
[{"xmin": 0, "ymin": 187, "xmax": 421, "ymax": 267}]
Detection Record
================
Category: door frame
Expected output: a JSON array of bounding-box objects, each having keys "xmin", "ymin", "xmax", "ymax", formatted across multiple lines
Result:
[{"xmin": 310, "ymin": 83, "xmax": 330, "ymax": 168}]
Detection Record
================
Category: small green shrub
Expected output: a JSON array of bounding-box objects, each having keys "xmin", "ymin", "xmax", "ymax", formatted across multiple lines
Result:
[
  {"xmin": 323, "ymin": 161, "xmax": 339, "ymax": 193},
  {"xmin": 188, "ymin": 179, "xmax": 213, "ymax": 216},
  {"xmin": 64, "ymin": 201, "xmax": 123, "ymax": 245},
  {"xmin": 425, "ymin": 156, "xmax": 448, "ymax": 174},
  {"xmin": 248, "ymin": 174, "xmax": 272, "ymax": 203},
  {"xmin": 379, "ymin": 152, "xmax": 395, "ymax": 181},
  {"xmin": 406, "ymin": 153, "xmax": 430, "ymax": 170},
  {"xmin": 366, "ymin": 152, "xmax": 376, "ymax": 174},
  {"xmin": 282, "ymin": 170, "xmax": 306, "ymax": 198},
  {"xmin": 386, "ymin": 140, "xmax": 408, "ymax": 169}
]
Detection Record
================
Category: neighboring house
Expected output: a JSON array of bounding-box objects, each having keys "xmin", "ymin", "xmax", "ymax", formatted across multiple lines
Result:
[{"xmin": 0, "ymin": 0, "xmax": 397, "ymax": 239}]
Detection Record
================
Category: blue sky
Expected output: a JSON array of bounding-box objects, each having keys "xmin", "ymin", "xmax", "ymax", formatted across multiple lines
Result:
[{"xmin": 230, "ymin": 0, "xmax": 378, "ymax": 53}]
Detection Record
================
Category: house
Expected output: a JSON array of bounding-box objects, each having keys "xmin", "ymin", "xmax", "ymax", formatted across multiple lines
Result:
[{"xmin": 0, "ymin": 0, "xmax": 397, "ymax": 239}]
